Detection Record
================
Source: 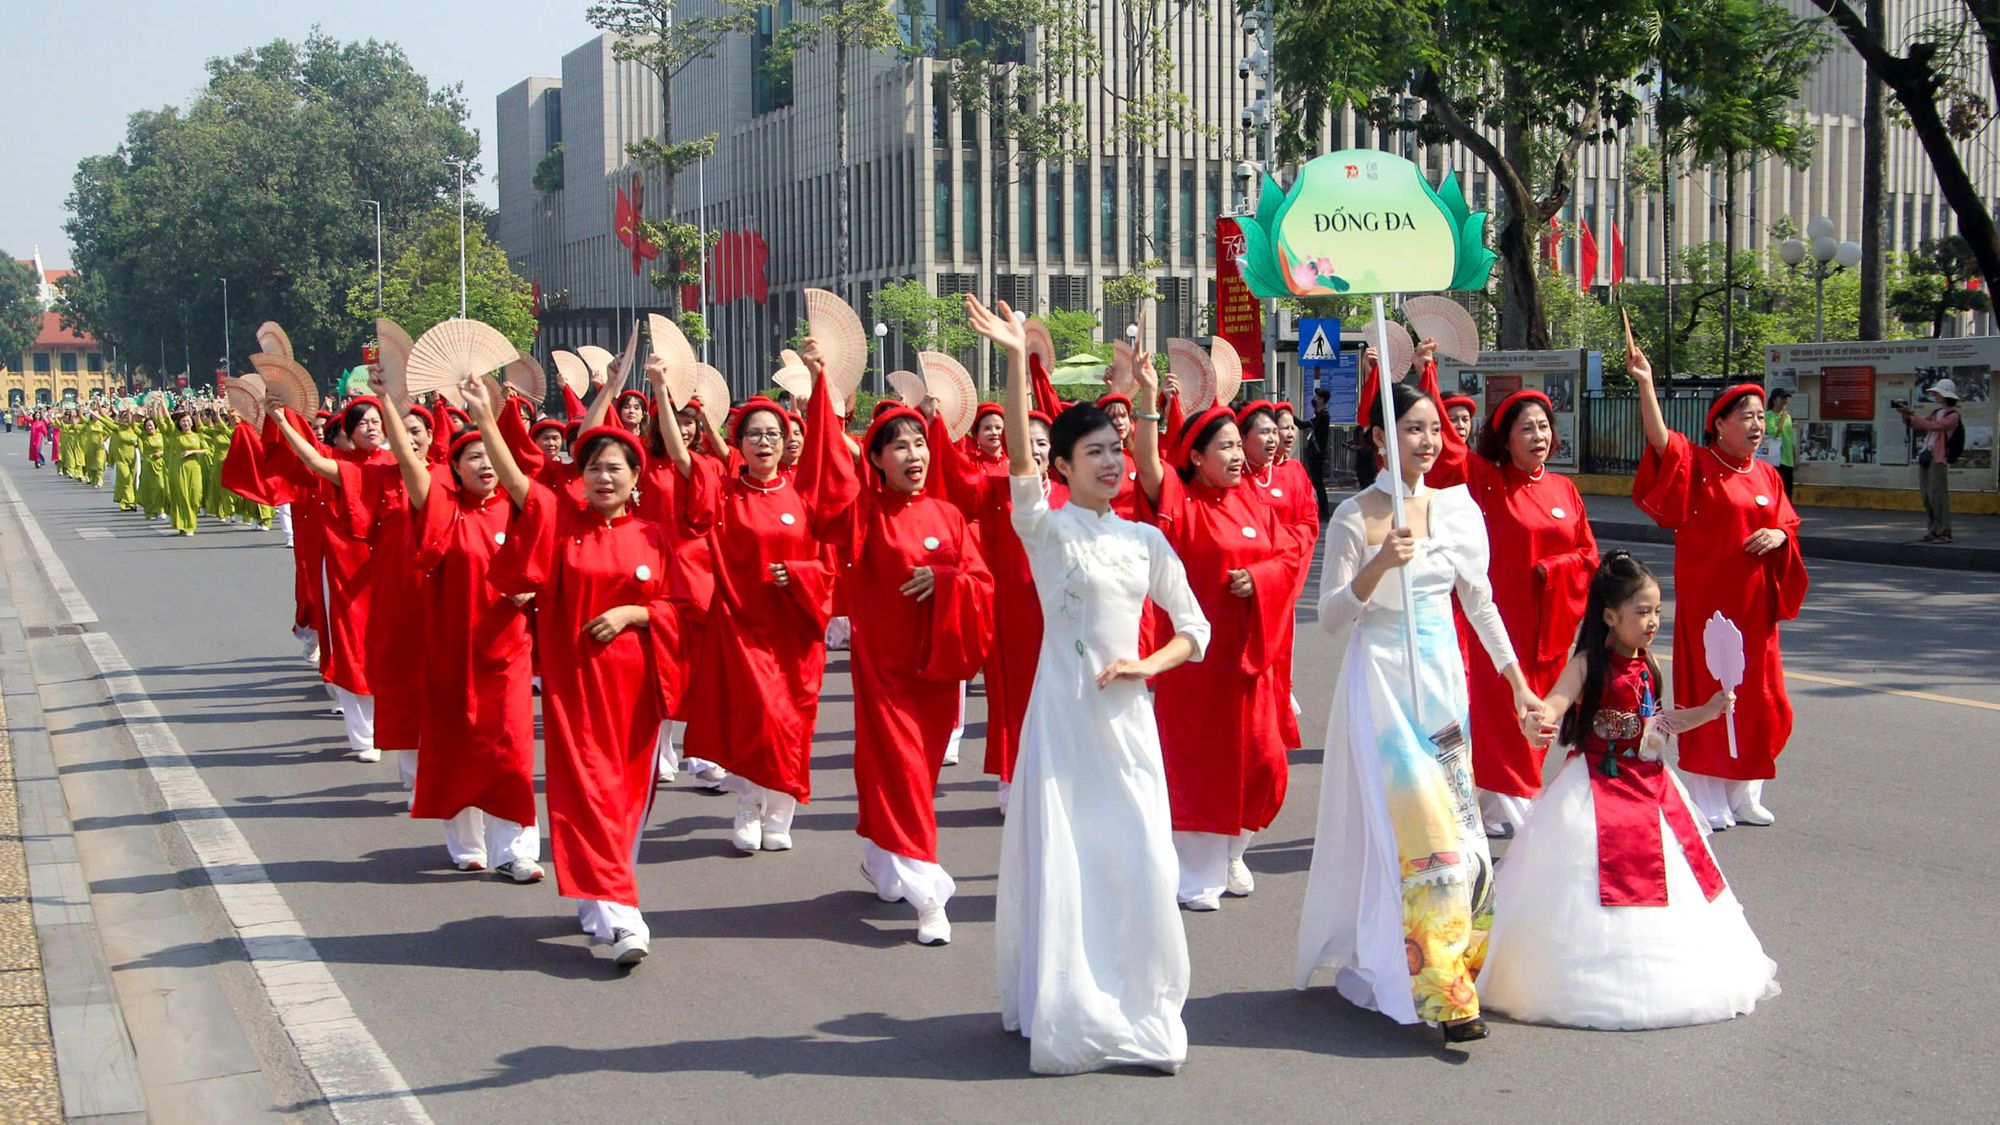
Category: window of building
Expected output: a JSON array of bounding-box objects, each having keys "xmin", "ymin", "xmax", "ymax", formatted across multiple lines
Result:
[
  {"xmin": 1048, "ymin": 167, "xmax": 1064, "ymax": 258},
  {"xmin": 1074, "ymin": 163, "xmax": 1091, "ymax": 258},
  {"xmin": 1206, "ymin": 169, "xmax": 1221, "ymax": 257},
  {"xmin": 963, "ymin": 160, "xmax": 981, "ymax": 260},
  {"xmin": 936, "ymin": 158, "xmax": 953, "ymax": 257},
  {"xmin": 932, "ymin": 76, "xmax": 950, "ymax": 148},
  {"xmin": 87, "ymin": 353, "xmax": 104, "ymax": 373},
  {"xmin": 544, "ymin": 88, "xmax": 563, "ymax": 149},
  {"xmin": 1020, "ymin": 170, "xmax": 1036, "ymax": 257},
  {"xmin": 962, "ymin": 104, "xmax": 978, "ymax": 150},
  {"xmin": 1180, "ymin": 169, "xmax": 1196, "ymax": 262},
  {"xmin": 1154, "ymin": 167, "xmax": 1170, "ymax": 261},
  {"xmin": 993, "ymin": 167, "xmax": 1009, "ymax": 260},
  {"xmin": 59, "ymin": 352, "xmax": 78, "ymax": 373},
  {"xmin": 1049, "ymin": 274, "xmax": 1088, "ymax": 311},
  {"xmin": 1100, "ymin": 163, "xmax": 1118, "ymax": 263},
  {"xmin": 752, "ymin": 4, "xmax": 796, "ymax": 114},
  {"xmin": 32, "ymin": 353, "xmax": 51, "ymax": 374}
]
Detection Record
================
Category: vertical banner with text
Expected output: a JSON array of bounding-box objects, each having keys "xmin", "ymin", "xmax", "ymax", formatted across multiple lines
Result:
[{"xmin": 1215, "ymin": 217, "xmax": 1265, "ymax": 379}]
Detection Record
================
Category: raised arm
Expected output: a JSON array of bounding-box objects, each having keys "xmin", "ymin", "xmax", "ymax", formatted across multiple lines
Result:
[
  {"xmin": 1626, "ymin": 312, "xmax": 1670, "ymax": 455},
  {"xmin": 373, "ymin": 370, "xmax": 432, "ymax": 509},
  {"xmin": 648, "ymin": 355, "xmax": 695, "ymax": 480},
  {"xmin": 580, "ymin": 353, "xmax": 627, "ymax": 434},
  {"xmin": 1132, "ymin": 348, "xmax": 1165, "ymax": 506},
  {"xmin": 462, "ymin": 378, "xmax": 531, "ymax": 507},
  {"xmin": 269, "ymin": 399, "xmax": 341, "ymax": 481},
  {"xmin": 965, "ymin": 295, "xmax": 1035, "ymax": 478}
]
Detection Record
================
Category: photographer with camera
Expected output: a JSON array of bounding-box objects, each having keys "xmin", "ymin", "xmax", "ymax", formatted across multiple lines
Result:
[{"xmin": 1896, "ymin": 379, "xmax": 1963, "ymax": 544}]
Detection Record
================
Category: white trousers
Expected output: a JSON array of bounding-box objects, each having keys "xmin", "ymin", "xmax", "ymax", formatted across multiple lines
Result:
[
  {"xmin": 1681, "ymin": 775, "xmax": 1767, "ymax": 829},
  {"xmin": 331, "ymin": 686, "xmax": 374, "ymax": 756},
  {"xmin": 1173, "ymin": 830, "xmax": 1252, "ymax": 906},
  {"xmin": 400, "ymin": 749, "xmax": 418, "ymax": 791},
  {"xmin": 941, "ymin": 682, "xmax": 966, "ymax": 766},
  {"xmin": 443, "ymin": 808, "xmax": 539, "ymax": 868},
  {"xmin": 655, "ymin": 719, "xmax": 724, "ymax": 782},
  {"xmin": 276, "ymin": 502, "xmax": 293, "ymax": 544},
  {"xmin": 996, "ymin": 779, "xmax": 1011, "ymax": 816},
  {"xmin": 1478, "ymin": 789, "xmax": 1536, "ymax": 835},
  {"xmin": 577, "ymin": 899, "xmax": 648, "ymax": 945},
  {"xmin": 861, "ymin": 840, "xmax": 954, "ymax": 911},
  {"xmin": 734, "ymin": 781, "xmax": 798, "ymax": 835},
  {"xmin": 825, "ymin": 616, "xmax": 851, "ymax": 649}
]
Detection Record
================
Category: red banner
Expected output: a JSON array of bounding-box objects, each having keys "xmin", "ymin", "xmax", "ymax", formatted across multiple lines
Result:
[
  {"xmin": 1215, "ymin": 217, "xmax": 1264, "ymax": 378},
  {"xmin": 1819, "ymin": 366, "xmax": 1876, "ymax": 420}
]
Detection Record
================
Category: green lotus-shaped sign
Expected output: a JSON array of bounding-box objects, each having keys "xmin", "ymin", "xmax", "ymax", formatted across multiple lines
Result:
[{"xmin": 1228, "ymin": 149, "xmax": 1496, "ymax": 297}]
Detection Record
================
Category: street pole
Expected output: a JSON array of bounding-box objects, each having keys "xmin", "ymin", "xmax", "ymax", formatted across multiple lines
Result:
[
  {"xmin": 363, "ymin": 199, "xmax": 383, "ymax": 310},
  {"xmin": 1815, "ymin": 273, "xmax": 1826, "ymax": 343},
  {"xmin": 698, "ymin": 155, "xmax": 710, "ymax": 364},
  {"xmin": 444, "ymin": 160, "xmax": 469, "ymax": 318},
  {"xmin": 1257, "ymin": 0, "xmax": 1279, "ymax": 400},
  {"xmin": 219, "ymin": 277, "xmax": 230, "ymax": 374}
]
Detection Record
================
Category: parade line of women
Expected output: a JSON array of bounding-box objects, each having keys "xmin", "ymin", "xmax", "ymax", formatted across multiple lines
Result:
[{"xmin": 26, "ymin": 301, "xmax": 1795, "ymax": 1075}]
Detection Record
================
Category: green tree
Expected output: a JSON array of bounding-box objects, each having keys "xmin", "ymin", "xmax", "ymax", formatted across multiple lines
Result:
[
  {"xmin": 61, "ymin": 33, "xmax": 477, "ymax": 382},
  {"xmin": 346, "ymin": 208, "xmax": 536, "ymax": 351},
  {"xmin": 1808, "ymin": 0, "xmax": 2000, "ymax": 311},
  {"xmin": 1041, "ymin": 307, "xmax": 1105, "ymax": 357},
  {"xmin": 587, "ymin": 0, "xmax": 760, "ymax": 322},
  {"xmin": 0, "ymin": 256, "xmax": 38, "ymax": 367},
  {"xmin": 533, "ymin": 142, "xmax": 566, "ymax": 195},
  {"xmin": 771, "ymin": 1, "xmax": 907, "ymax": 301},
  {"xmin": 1103, "ymin": 1, "xmax": 1209, "ymax": 322},
  {"xmin": 1890, "ymin": 236, "xmax": 1986, "ymax": 336},
  {"xmin": 869, "ymin": 279, "xmax": 977, "ymax": 355},
  {"xmin": 1656, "ymin": 0, "xmax": 1824, "ymax": 376}
]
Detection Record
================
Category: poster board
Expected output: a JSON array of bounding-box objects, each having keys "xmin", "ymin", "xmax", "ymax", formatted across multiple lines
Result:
[
  {"xmin": 1436, "ymin": 349, "xmax": 1589, "ymax": 470},
  {"xmin": 1766, "ymin": 339, "xmax": 1999, "ymax": 491}
]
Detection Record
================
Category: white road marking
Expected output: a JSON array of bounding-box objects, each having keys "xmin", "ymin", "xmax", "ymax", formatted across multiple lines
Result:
[
  {"xmin": 76, "ymin": 527, "xmax": 115, "ymax": 540},
  {"xmin": 1, "ymin": 462, "xmax": 433, "ymax": 1125}
]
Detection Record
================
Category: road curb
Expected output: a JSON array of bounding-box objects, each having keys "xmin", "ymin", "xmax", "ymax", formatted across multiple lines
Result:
[{"xmin": 1589, "ymin": 518, "xmax": 2000, "ymax": 572}]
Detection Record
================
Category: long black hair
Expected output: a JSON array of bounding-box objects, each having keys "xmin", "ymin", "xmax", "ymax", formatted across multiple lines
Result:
[
  {"xmin": 1366, "ymin": 381, "xmax": 1430, "ymax": 432},
  {"xmin": 1559, "ymin": 550, "xmax": 1665, "ymax": 749}
]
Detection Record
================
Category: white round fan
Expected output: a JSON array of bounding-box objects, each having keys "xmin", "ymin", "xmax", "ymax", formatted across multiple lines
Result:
[{"xmin": 550, "ymin": 351, "xmax": 590, "ymax": 397}]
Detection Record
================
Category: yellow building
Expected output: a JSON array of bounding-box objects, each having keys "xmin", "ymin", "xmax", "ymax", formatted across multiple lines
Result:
[{"xmin": 3, "ymin": 257, "xmax": 120, "ymax": 408}]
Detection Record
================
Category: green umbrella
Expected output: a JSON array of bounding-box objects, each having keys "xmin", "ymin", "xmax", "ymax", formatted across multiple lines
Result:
[{"xmin": 1050, "ymin": 353, "xmax": 1109, "ymax": 385}]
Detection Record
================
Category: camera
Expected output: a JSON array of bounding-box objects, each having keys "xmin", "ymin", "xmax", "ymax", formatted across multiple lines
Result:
[
  {"xmin": 1890, "ymin": 399, "xmax": 1910, "ymax": 410},
  {"xmin": 1238, "ymin": 58, "xmax": 1251, "ymax": 79}
]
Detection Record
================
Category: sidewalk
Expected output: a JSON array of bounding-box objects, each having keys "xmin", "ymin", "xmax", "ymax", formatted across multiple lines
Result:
[
  {"xmin": 1584, "ymin": 492, "xmax": 2000, "ymax": 572},
  {"xmin": 0, "ymin": 694, "xmax": 64, "ymax": 1125}
]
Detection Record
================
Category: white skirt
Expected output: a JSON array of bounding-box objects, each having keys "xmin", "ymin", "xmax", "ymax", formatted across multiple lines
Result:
[{"xmin": 1480, "ymin": 756, "xmax": 1779, "ymax": 1030}]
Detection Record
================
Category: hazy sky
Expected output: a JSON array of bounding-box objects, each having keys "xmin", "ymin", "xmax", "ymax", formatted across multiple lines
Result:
[{"xmin": 2, "ymin": 0, "xmax": 604, "ymax": 269}]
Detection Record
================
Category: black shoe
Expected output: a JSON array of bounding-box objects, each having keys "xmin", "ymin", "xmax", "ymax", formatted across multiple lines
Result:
[{"xmin": 1441, "ymin": 1017, "xmax": 1490, "ymax": 1043}]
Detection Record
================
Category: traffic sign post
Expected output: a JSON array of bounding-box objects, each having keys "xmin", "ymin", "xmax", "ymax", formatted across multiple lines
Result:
[{"xmin": 1298, "ymin": 316, "xmax": 1357, "ymax": 419}]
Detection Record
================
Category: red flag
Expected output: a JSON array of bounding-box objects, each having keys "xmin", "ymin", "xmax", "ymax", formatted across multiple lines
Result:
[
  {"xmin": 1578, "ymin": 219, "xmax": 1600, "ymax": 292},
  {"xmin": 1542, "ymin": 217, "xmax": 1564, "ymax": 273},
  {"xmin": 748, "ymin": 230, "xmax": 769, "ymax": 303},
  {"xmin": 1609, "ymin": 220, "xmax": 1626, "ymax": 288}
]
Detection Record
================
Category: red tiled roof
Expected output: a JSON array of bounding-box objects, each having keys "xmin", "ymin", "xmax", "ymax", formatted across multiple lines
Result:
[{"xmin": 34, "ymin": 312, "xmax": 95, "ymax": 349}]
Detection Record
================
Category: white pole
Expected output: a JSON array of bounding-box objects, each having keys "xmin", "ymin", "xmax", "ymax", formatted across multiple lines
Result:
[
  {"xmin": 1371, "ymin": 293, "xmax": 1423, "ymax": 717},
  {"xmin": 698, "ymin": 155, "xmax": 710, "ymax": 364}
]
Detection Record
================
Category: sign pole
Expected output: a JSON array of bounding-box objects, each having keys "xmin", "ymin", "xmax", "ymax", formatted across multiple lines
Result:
[{"xmin": 1372, "ymin": 293, "xmax": 1423, "ymax": 717}]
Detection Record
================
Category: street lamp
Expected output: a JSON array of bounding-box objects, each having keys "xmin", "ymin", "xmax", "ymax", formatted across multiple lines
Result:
[
  {"xmin": 218, "ymin": 277, "xmax": 230, "ymax": 374},
  {"xmin": 1779, "ymin": 216, "xmax": 1862, "ymax": 342},
  {"xmin": 362, "ymin": 199, "xmax": 383, "ymax": 311},
  {"xmin": 443, "ymin": 159, "xmax": 470, "ymax": 319},
  {"xmin": 873, "ymin": 321, "xmax": 889, "ymax": 394}
]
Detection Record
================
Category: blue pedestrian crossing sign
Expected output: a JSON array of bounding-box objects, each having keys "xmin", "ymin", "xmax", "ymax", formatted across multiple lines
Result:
[{"xmin": 1299, "ymin": 318, "xmax": 1341, "ymax": 364}]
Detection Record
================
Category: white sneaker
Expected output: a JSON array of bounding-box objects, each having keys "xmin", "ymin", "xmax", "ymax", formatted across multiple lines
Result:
[
  {"xmin": 1226, "ymin": 858, "xmax": 1255, "ymax": 897},
  {"xmin": 494, "ymin": 859, "xmax": 545, "ymax": 883},
  {"xmin": 915, "ymin": 903, "xmax": 951, "ymax": 945},
  {"xmin": 862, "ymin": 862, "xmax": 901, "ymax": 903},
  {"xmin": 454, "ymin": 856, "xmax": 487, "ymax": 872},
  {"xmin": 1484, "ymin": 820, "xmax": 1515, "ymax": 839},
  {"xmin": 609, "ymin": 928, "xmax": 649, "ymax": 966},
  {"xmin": 760, "ymin": 831, "xmax": 793, "ymax": 852},
  {"xmin": 356, "ymin": 747, "xmax": 382, "ymax": 763},
  {"xmin": 1180, "ymin": 896, "xmax": 1221, "ymax": 912},
  {"xmin": 1707, "ymin": 813, "xmax": 1732, "ymax": 832},
  {"xmin": 1732, "ymin": 802, "xmax": 1775, "ymax": 826},
  {"xmin": 731, "ymin": 801, "xmax": 763, "ymax": 852},
  {"xmin": 695, "ymin": 764, "xmax": 731, "ymax": 790},
  {"xmin": 941, "ymin": 742, "xmax": 960, "ymax": 767}
]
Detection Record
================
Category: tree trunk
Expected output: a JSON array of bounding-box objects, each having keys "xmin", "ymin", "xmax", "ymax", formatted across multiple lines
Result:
[
  {"xmin": 1722, "ymin": 152, "xmax": 1736, "ymax": 378},
  {"xmin": 657, "ymin": 18, "xmax": 680, "ymax": 317},
  {"xmin": 1858, "ymin": 0, "xmax": 1886, "ymax": 339}
]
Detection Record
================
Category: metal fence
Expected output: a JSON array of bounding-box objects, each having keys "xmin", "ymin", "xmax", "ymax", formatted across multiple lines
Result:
[{"xmin": 1578, "ymin": 391, "xmax": 1718, "ymax": 474}]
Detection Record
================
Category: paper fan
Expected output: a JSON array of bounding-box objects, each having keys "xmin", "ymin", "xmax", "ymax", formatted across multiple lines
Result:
[
  {"xmin": 1210, "ymin": 335, "xmax": 1244, "ymax": 406},
  {"xmin": 613, "ymin": 321, "xmax": 640, "ymax": 394},
  {"xmin": 646, "ymin": 313, "xmax": 698, "ymax": 379},
  {"xmin": 804, "ymin": 289, "xmax": 868, "ymax": 401},
  {"xmin": 919, "ymin": 351, "xmax": 978, "ymax": 440},
  {"xmin": 1106, "ymin": 341, "xmax": 1140, "ymax": 398},
  {"xmin": 405, "ymin": 319, "xmax": 519, "ymax": 407},
  {"xmin": 575, "ymin": 345, "xmax": 616, "ymax": 382},
  {"xmin": 691, "ymin": 364, "xmax": 732, "ymax": 431},
  {"xmin": 1024, "ymin": 318, "xmax": 1056, "ymax": 376},
  {"xmin": 504, "ymin": 352, "xmax": 548, "ymax": 402},
  {"xmin": 550, "ymin": 350, "xmax": 590, "ymax": 397},
  {"xmin": 1168, "ymin": 339, "xmax": 1220, "ymax": 411},
  {"xmin": 1703, "ymin": 612, "xmax": 1746, "ymax": 759},
  {"xmin": 1362, "ymin": 316, "xmax": 1416, "ymax": 380},
  {"xmin": 223, "ymin": 377, "xmax": 264, "ymax": 427},
  {"xmin": 887, "ymin": 370, "xmax": 927, "ymax": 406},
  {"xmin": 256, "ymin": 321, "xmax": 293, "ymax": 360},
  {"xmin": 144, "ymin": 390, "xmax": 167, "ymax": 410},
  {"xmin": 1401, "ymin": 295, "xmax": 1482, "ymax": 363},
  {"xmin": 780, "ymin": 348, "xmax": 805, "ymax": 371},
  {"xmin": 772, "ymin": 367, "xmax": 812, "ymax": 402},
  {"xmin": 374, "ymin": 318, "xmax": 414, "ymax": 407},
  {"xmin": 249, "ymin": 352, "xmax": 319, "ymax": 415}
]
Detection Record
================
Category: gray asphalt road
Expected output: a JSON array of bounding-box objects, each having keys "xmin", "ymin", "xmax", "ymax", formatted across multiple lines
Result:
[{"xmin": 7, "ymin": 440, "xmax": 1996, "ymax": 1124}]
